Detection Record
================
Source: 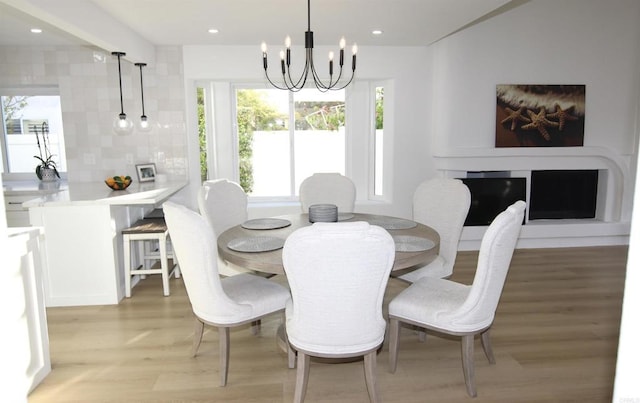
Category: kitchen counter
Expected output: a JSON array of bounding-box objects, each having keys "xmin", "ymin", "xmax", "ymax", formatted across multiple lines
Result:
[
  {"xmin": 22, "ymin": 180, "xmax": 186, "ymax": 207},
  {"xmin": 3, "ymin": 179, "xmax": 68, "ymax": 196},
  {"xmin": 24, "ymin": 179, "xmax": 188, "ymax": 307}
]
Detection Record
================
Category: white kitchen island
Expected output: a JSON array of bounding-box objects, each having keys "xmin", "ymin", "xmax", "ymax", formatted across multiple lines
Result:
[{"xmin": 23, "ymin": 180, "xmax": 187, "ymax": 307}]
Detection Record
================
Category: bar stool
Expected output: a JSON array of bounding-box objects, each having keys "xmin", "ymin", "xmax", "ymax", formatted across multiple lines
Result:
[{"xmin": 123, "ymin": 217, "xmax": 180, "ymax": 297}]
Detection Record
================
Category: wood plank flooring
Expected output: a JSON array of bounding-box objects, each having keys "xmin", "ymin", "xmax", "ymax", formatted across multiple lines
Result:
[{"xmin": 28, "ymin": 245, "xmax": 628, "ymax": 402}]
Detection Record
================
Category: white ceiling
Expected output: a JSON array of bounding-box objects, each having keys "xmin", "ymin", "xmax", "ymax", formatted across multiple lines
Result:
[{"xmin": 0, "ymin": 0, "xmax": 522, "ymax": 49}]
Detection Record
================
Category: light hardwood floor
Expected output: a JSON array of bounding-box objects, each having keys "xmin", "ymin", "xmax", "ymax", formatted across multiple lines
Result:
[{"xmin": 29, "ymin": 245, "xmax": 627, "ymax": 402}]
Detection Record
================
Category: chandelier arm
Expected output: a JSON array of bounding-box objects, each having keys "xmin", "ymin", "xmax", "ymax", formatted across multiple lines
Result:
[
  {"xmin": 284, "ymin": 54, "xmax": 306, "ymax": 90},
  {"xmin": 329, "ymin": 69, "xmax": 356, "ymax": 90},
  {"xmin": 263, "ymin": 68, "xmax": 291, "ymax": 90},
  {"xmin": 309, "ymin": 60, "xmax": 328, "ymax": 91}
]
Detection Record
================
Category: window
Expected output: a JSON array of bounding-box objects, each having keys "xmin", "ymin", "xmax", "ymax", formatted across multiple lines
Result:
[
  {"xmin": 373, "ymin": 86, "xmax": 384, "ymax": 196},
  {"xmin": 195, "ymin": 80, "xmax": 391, "ymax": 204},
  {"xmin": 234, "ymin": 87, "xmax": 346, "ymax": 199},
  {"xmin": 1, "ymin": 89, "xmax": 67, "ymax": 175}
]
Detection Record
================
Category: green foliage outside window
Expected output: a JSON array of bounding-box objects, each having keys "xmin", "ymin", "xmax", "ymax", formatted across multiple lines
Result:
[
  {"xmin": 375, "ymin": 87, "xmax": 384, "ymax": 130},
  {"xmin": 236, "ymin": 90, "xmax": 287, "ymax": 193},
  {"xmin": 197, "ymin": 88, "xmax": 207, "ymax": 182},
  {"xmin": 294, "ymin": 102, "xmax": 345, "ymax": 131}
]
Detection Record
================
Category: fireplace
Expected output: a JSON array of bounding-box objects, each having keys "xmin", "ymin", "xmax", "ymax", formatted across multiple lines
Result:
[
  {"xmin": 529, "ymin": 169, "xmax": 598, "ymax": 220},
  {"xmin": 460, "ymin": 175, "xmax": 526, "ymax": 226},
  {"xmin": 460, "ymin": 169, "xmax": 599, "ymax": 226}
]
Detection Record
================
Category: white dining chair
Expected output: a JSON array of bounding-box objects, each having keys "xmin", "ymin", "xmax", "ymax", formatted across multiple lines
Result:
[
  {"xmin": 298, "ymin": 173, "xmax": 356, "ymax": 213},
  {"xmin": 397, "ymin": 178, "xmax": 471, "ymax": 283},
  {"xmin": 197, "ymin": 179, "xmax": 256, "ymax": 277},
  {"xmin": 282, "ymin": 221, "xmax": 396, "ymax": 403},
  {"xmin": 388, "ymin": 200, "xmax": 526, "ymax": 397},
  {"xmin": 162, "ymin": 201, "xmax": 291, "ymax": 387}
]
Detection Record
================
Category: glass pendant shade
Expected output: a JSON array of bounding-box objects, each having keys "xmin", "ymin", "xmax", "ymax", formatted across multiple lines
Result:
[
  {"xmin": 113, "ymin": 113, "xmax": 134, "ymax": 135},
  {"xmin": 138, "ymin": 115, "xmax": 152, "ymax": 132}
]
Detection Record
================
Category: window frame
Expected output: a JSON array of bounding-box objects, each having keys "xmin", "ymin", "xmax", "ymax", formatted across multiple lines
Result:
[
  {"xmin": 1, "ymin": 86, "xmax": 67, "ymax": 181},
  {"xmin": 198, "ymin": 80, "xmax": 392, "ymax": 206}
]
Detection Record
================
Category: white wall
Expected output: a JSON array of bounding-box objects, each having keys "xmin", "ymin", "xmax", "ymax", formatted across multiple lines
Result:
[
  {"xmin": 425, "ymin": 0, "xmax": 640, "ymax": 248},
  {"xmin": 0, "ymin": 45, "xmax": 188, "ymax": 184}
]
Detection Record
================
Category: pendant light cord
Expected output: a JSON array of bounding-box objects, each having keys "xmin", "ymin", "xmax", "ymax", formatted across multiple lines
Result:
[{"xmin": 112, "ymin": 52, "xmax": 126, "ymax": 116}]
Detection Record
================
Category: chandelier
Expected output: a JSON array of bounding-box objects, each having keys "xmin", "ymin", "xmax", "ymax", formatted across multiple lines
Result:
[{"xmin": 261, "ymin": 0, "xmax": 357, "ymax": 92}]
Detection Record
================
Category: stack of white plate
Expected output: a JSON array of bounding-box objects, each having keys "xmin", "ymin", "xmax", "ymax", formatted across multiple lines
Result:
[{"xmin": 309, "ymin": 204, "xmax": 338, "ymax": 223}]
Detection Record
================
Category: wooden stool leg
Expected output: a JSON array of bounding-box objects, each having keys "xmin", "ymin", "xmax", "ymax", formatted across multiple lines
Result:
[
  {"xmin": 124, "ymin": 235, "xmax": 132, "ymax": 298},
  {"xmin": 160, "ymin": 234, "xmax": 170, "ymax": 296}
]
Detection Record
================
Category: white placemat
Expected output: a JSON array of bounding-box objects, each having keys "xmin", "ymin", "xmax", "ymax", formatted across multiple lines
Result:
[
  {"xmin": 368, "ymin": 217, "xmax": 418, "ymax": 230},
  {"xmin": 392, "ymin": 235, "xmax": 435, "ymax": 252},
  {"xmin": 337, "ymin": 213, "xmax": 355, "ymax": 221},
  {"xmin": 227, "ymin": 236, "xmax": 285, "ymax": 253},
  {"xmin": 241, "ymin": 218, "xmax": 291, "ymax": 230}
]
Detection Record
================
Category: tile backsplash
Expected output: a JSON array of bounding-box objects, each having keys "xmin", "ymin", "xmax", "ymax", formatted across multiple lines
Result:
[{"xmin": 0, "ymin": 45, "xmax": 188, "ymax": 182}]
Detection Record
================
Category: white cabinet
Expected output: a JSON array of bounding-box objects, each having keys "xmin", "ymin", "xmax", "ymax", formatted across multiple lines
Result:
[
  {"xmin": 5, "ymin": 194, "xmax": 33, "ymax": 227},
  {"xmin": 5, "ymin": 228, "xmax": 51, "ymax": 396}
]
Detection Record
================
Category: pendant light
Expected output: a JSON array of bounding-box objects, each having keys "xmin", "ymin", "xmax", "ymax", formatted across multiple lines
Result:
[
  {"xmin": 260, "ymin": 0, "xmax": 357, "ymax": 92},
  {"xmin": 111, "ymin": 51, "xmax": 134, "ymax": 135},
  {"xmin": 135, "ymin": 62, "xmax": 152, "ymax": 132}
]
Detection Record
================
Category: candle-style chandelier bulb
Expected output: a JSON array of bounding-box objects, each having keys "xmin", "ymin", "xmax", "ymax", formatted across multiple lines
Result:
[
  {"xmin": 260, "ymin": 0, "xmax": 357, "ymax": 92},
  {"xmin": 135, "ymin": 62, "xmax": 152, "ymax": 132},
  {"xmin": 111, "ymin": 51, "xmax": 134, "ymax": 135}
]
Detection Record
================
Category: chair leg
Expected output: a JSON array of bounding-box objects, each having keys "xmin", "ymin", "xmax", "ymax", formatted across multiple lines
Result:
[
  {"xmin": 293, "ymin": 352, "xmax": 311, "ymax": 403},
  {"xmin": 219, "ymin": 327, "xmax": 230, "ymax": 386},
  {"xmin": 363, "ymin": 350, "xmax": 380, "ymax": 403},
  {"xmin": 192, "ymin": 318, "xmax": 204, "ymax": 357},
  {"xmin": 251, "ymin": 319, "xmax": 262, "ymax": 335},
  {"xmin": 481, "ymin": 329, "xmax": 496, "ymax": 364},
  {"xmin": 388, "ymin": 318, "xmax": 400, "ymax": 373},
  {"xmin": 417, "ymin": 329, "xmax": 427, "ymax": 343},
  {"xmin": 287, "ymin": 343, "xmax": 297, "ymax": 369},
  {"xmin": 461, "ymin": 334, "xmax": 477, "ymax": 397}
]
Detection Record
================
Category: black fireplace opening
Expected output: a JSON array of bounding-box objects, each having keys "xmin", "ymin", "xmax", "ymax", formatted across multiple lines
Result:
[
  {"xmin": 460, "ymin": 176, "xmax": 527, "ymax": 226},
  {"xmin": 529, "ymin": 169, "xmax": 598, "ymax": 220}
]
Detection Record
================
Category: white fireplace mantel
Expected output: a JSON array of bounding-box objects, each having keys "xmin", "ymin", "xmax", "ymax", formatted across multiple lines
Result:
[{"xmin": 433, "ymin": 146, "xmax": 631, "ymax": 250}]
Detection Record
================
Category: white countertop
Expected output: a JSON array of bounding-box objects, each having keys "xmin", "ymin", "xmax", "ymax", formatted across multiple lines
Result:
[
  {"xmin": 3, "ymin": 180, "xmax": 68, "ymax": 196},
  {"xmin": 20, "ymin": 180, "xmax": 187, "ymax": 207}
]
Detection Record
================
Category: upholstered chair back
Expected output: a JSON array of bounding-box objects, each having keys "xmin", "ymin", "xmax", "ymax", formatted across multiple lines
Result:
[
  {"xmin": 444, "ymin": 200, "xmax": 525, "ymax": 332},
  {"xmin": 299, "ymin": 173, "xmax": 356, "ymax": 213},
  {"xmin": 411, "ymin": 178, "xmax": 471, "ymax": 277},
  {"xmin": 163, "ymin": 202, "xmax": 253, "ymax": 322},
  {"xmin": 198, "ymin": 179, "xmax": 248, "ymax": 236},
  {"xmin": 283, "ymin": 222, "xmax": 395, "ymax": 353}
]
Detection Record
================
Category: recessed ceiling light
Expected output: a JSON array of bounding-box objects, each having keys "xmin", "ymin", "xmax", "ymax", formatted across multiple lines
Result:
[
  {"xmin": 208, "ymin": 28, "xmax": 219, "ymax": 34},
  {"xmin": 30, "ymin": 28, "xmax": 42, "ymax": 34},
  {"xmin": 372, "ymin": 30, "xmax": 383, "ymax": 35}
]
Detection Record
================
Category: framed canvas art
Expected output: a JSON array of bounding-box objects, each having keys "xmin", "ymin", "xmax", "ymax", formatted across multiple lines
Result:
[{"xmin": 496, "ymin": 84, "xmax": 585, "ymax": 147}]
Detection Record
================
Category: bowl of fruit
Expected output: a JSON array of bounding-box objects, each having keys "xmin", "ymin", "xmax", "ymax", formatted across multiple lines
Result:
[{"xmin": 105, "ymin": 175, "xmax": 132, "ymax": 190}]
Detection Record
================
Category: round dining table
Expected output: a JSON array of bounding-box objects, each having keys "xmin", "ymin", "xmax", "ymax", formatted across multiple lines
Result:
[{"xmin": 217, "ymin": 213, "xmax": 440, "ymax": 276}]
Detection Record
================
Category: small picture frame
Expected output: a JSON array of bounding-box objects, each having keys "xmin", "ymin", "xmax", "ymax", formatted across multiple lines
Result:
[{"xmin": 136, "ymin": 163, "xmax": 157, "ymax": 182}]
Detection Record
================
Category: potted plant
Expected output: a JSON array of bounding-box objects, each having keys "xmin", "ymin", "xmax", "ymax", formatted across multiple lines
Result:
[{"xmin": 33, "ymin": 121, "xmax": 60, "ymax": 181}]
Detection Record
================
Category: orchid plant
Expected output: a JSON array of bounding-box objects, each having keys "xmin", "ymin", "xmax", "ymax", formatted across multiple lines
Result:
[{"xmin": 33, "ymin": 121, "xmax": 60, "ymax": 179}]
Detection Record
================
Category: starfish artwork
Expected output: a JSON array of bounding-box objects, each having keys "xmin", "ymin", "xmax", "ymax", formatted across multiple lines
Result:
[
  {"xmin": 521, "ymin": 107, "xmax": 559, "ymax": 141},
  {"xmin": 500, "ymin": 106, "xmax": 531, "ymax": 131},
  {"xmin": 547, "ymin": 103, "xmax": 579, "ymax": 131}
]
